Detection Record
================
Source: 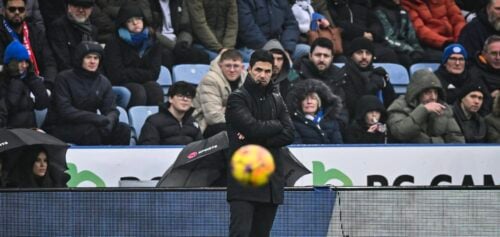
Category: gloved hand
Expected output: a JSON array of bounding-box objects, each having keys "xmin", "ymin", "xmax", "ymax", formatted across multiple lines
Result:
[
  {"xmin": 94, "ymin": 114, "xmax": 110, "ymax": 127},
  {"xmin": 372, "ymin": 67, "xmax": 388, "ymax": 78}
]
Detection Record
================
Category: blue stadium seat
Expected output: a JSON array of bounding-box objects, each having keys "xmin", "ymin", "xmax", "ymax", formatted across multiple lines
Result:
[
  {"xmin": 116, "ymin": 106, "xmax": 129, "ymax": 124},
  {"xmin": 128, "ymin": 106, "xmax": 159, "ymax": 140},
  {"xmin": 34, "ymin": 109, "xmax": 47, "ymax": 128},
  {"xmin": 374, "ymin": 63, "xmax": 410, "ymax": 95},
  {"xmin": 157, "ymin": 66, "xmax": 173, "ymax": 97},
  {"xmin": 333, "ymin": 63, "xmax": 345, "ymax": 68},
  {"xmin": 243, "ymin": 62, "xmax": 249, "ymax": 70},
  {"xmin": 409, "ymin": 63, "xmax": 440, "ymax": 76},
  {"xmin": 172, "ymin": 64, "xmax": 210, "ymax": 85}
]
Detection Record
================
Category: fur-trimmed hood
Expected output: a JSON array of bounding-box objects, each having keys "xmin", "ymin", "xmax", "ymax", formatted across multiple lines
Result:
[{"xmin": 285, "ymin": 79, "xmax": 342, "ymax": 118}]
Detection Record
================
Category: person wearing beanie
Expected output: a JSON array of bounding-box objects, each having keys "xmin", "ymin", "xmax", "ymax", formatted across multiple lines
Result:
[
  {"xmin": 1, "ymin": 40, "xmax": 50, "ymax": 129},
  {"xmin": 43, "ymin": 41, "xmax": 131, "ymax": 145},
  {"xmin": 103, "ymin": 2, "xmax": 163, "ymax": 108},
  {"xmin": 387, "ymin": 69, "xmax": 465, "ymax": 143},
  {"xmin": 452, "ymin": 83, "xmax": 488, "ymax": 143},
  {"xmin": 138, "ymin": 81, "xmax": 202, "ymax": 145},
  {"xmin": 345, "ymin": 95, "xmax": 389, "ymax": 144},
  {"xmin": 0, "ymin": 0, "xmax": 57, "ymax": 88},
  {"xmin": 286, "ymin": 79, "xmax": 343, "ymax": 144},
  {"xmin": 339, "ymin": 36, "xmax": 397, "ymax": 120},
  {"xmin": 434, "ymin": 43, "xmax": 475, "ymax": 105},
  {"xmin": 47, "ymin": 0, "xmax": 98, "ymax": 71},
  {"xmin": 370, "ymin": 0, "xmax": 427, "ymax": 68}
]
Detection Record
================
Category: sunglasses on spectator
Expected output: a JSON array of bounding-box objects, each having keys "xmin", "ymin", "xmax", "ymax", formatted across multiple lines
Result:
[{"xmin": 7, "ymin": 7, "xmax": 25, "ymax": 13}]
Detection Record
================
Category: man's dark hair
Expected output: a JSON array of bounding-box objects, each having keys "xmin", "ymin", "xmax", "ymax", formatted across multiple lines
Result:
[
  {"xmin": 220, "ymin": 49, "xmax": 243, "ymax": 62},
  {"xmin": 249, "ymin": 49, "xmax": 274, "ymax": 68},
  {"xmin": 310, "ymin": 37, "xmax": 334, "ymax": 54},
  {"xmin": 167, "ymin": 81, "xmax": 196, "ymax": 98},
  {"xmin": 5, "ymin": 0, "xmax": 26, "ymax": 5}
]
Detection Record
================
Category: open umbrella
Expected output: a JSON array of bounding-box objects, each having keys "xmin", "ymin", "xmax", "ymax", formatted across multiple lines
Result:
[
  {"xmin": 156, "ymin": 131, "xmax": 229, "ymax": 187},
  {"xmin": 156, "ymin": 131, "xmax": 311, "ymax": 187},
  {"xmin": 0, "ymin": 128, "xmax": 70, "ymax": 187}
]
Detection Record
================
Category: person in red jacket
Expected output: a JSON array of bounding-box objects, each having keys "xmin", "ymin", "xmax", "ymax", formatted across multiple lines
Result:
[{"xmin": 401, "ymin": 0, "xmax": 466, "ymax": 55}]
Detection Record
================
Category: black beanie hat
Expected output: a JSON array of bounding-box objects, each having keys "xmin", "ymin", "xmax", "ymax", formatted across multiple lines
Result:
[
  {"xmin": 457, "ymin": 83, "xmax": 487, "ymax": 101},
  {"xmin": 67, "ymin": 0, "xmax": 94, "ymax": 7},
  {"xmin": 73, "ymin": 41, "xmax": 103, "ymax": 67},
  {"xmin": 346, "ymin": 37, "xmax": 375, "ymax": 56},
  {"xmin": 116, "ymin": 3, "xmax": 145, "ymax": 27}
]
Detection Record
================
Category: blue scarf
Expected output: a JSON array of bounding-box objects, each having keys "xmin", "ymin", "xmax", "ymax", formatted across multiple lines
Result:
[{"xmin": 118, "ymin": 27, "xmax": 151, "ymax": 57}]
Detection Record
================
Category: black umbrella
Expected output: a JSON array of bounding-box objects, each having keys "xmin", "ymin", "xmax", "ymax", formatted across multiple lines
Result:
[
  {"xmin": 156, "ymin": 131, "xmax": 311, "ymax": 187},
  {"xmin": 0, "ymin": 128, "xmax": 70, "ymax": 187},
  {"xmin": 156, "ymin": 131, "xmax": 229, "ymax": 187}
]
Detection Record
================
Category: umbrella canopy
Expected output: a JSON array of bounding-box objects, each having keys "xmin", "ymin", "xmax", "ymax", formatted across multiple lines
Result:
[
  {"xmin": 156, "ymin": 131, "xmax": 311, "ymax": 187},
  {"xmin": 157, "ymin": 131, "xmax": 229, "ymax": 187},
  {"xmin": 0, "ymin": 128, "xmax": 70, "ymax": 187}
]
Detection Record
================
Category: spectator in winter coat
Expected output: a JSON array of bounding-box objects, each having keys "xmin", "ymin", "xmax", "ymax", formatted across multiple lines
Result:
[
  {"xmin": 452, "ymin": 83, "xmax": 488, "ymax": 143},
  {"xmin": 286, "ymin": 78, "xmax": 343, "ymax": 144},
  {"xmin": 370, "ymin": 0, "xmax": 427, "ymax": 68},
  {"xmin": 401, "ymin": 0, "xmax": 465, "ymax": 51},
  {"xmin": 485, "ymin": 94, "xmax": 500, "ymax": 142},
  {"xmin": 47, "ymin": 0, "xmax": 98, "ymax": 72},
  {"xmin": 345, "ymin": 95, "xmax": 388, "ymax": 144},
  {"xmin": 0, "ymin": 0, "xmax": 45, "ymax": 32},
  {"xmin": 43, "ymin": 41, "xmax": 131, "ymax": 145},
  {"xmin": 262, "ymin": 39, "xmax": 292, "ymax": 98},
  {"xmin": 103, "ymin": 3, "xmax": 163, "ymax": 108},
  {"xmin": 186, "ymin": 0, "xmax": 238, "ymax": 61},
  {"xmin": 434, "ymin": 43, "xmax": 474, "ymax": 105},
  {"xmin": 0, "ymin": 0, "xmax": 57, "ymax": 88},
  {"xmin": 339, "ymin": 37, "xmax": 397, "ymax": 119},
  {"xmin": 387, "ymin": 69, "xmax": 465, "ymax": 143},
  {"xmin": 192, "ymin": 49, "xmax": 246, "ymax": 138},
  {"xmin": 139, "ymin": 81, "xmax": 202, "ymax": 145},
  {"xmin": 459, "ymin": 0, "xmax": 500, "ymax": 56},
  {"xmin": 1, "ymin": 40, "xmax": 49, "ymax": 128}
]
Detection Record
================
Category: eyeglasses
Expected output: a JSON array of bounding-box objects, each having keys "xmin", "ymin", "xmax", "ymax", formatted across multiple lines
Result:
[
  {"xmin": 447, "ymin": 57, "xmax": 465, "ymax": 63},
  {"xmin": 7, "ymin": 7, "xmax": 25, "ymax": 13},
  {"xmin": 174, "ymin": 94, "xmax": 193, "ymax": 100},
  {"xmin": 488, "ymin": 51, "xmax": 500, "ymax": 57}
]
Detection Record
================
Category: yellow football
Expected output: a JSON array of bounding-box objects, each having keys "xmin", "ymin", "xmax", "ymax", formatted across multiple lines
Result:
[{"xmin": 230, "ymin": 144, "xmax": 275, "ymax": 187}]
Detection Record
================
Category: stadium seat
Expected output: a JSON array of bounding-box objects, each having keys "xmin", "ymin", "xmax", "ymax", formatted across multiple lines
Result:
[
  {"xmin": 172, "ymin": 64, "xmax": 210, "ymax": 85},
  {"xmin": 128, "ymin": 106, "xmax": 159, "ymax": 140},
  {"xmin": 157, "ymin": 66, "xmax": 173, "ymax": 97},
  {"xmin": 34, "ymin": 109, "xmax": 47, "ymax": 128},
  {"xmin": 116, "ymin": 106, "xmax": 129, "ymax": 124},
  {"xmin": 333, "ymin": 63, "xmax": 345, "ymax": 68},
  {"xmin": 374, "ymin": 63, "xmax": 410, "ymax": 95},
  {"xmin": 409, "ymin": 63, "xmax": 440, "ymax": 76}
]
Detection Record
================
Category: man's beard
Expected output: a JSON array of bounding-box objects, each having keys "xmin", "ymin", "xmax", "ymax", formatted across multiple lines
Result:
[
  {"xmin": 7, "ymin": 19, "xmax": 23, "ymax": 28},
  {"xmin": 488, "ymin": 14, "xmax": 500, "ymax": 31}
]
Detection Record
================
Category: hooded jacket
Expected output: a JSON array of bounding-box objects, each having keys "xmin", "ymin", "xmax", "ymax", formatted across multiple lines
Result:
[
  {"xmin": 452, "ymin": 100, "xmax": 487, "ymax": 143},
  {"xmin": 262, "ymin": 39, "xmax": 291, "ymax": 98},
  {"xmin": 485, "ymin": 95, "xmax": 500, "ymax": 143},
  {"xmin": 468, "ymin": 53, "xmax": 500, "ymax": 114},
  {"xmin": 387, "ymin": 69, "xmax": 465, "ymax": 143},
  {"xmin": 192, "ymin": 53, "xmax": 246, "ymax": 132},
  {"xmin": 286, "ymin": 79, "xmax": 343, "ymax": 144},
  {"xmin": 138, "ymin": 102, "xmax": 202, "ymax": 145},
  {"xmin": 401, "ymin": 0, "xmax": 465, "ymax": 49},
  {"xmin": 345, "ymin": 94, "xmax": 388, "ymax": 144},
  {"xmin": 458, "ymin": 8, "xmax": 500, "ymax": 56}
]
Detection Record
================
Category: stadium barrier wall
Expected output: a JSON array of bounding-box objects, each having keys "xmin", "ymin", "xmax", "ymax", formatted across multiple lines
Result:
[{"xmin": 66, "ymin": 145, "xmax": 500, "ymax": 187}]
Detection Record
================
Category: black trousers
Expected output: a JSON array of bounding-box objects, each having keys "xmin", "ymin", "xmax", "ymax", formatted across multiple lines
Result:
[
  {"xmin": 229, "ymin": 201, "xmax": 278, "ymax": 237},
  {"xmin": 123, "ymin": 81, "xmax": 164, "ymax": 108}
]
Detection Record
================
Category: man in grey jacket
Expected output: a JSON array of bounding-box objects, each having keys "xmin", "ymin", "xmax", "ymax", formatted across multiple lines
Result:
[{"xmin": 387, "ymin": 69, "xmax": 465, "ymax": 143}]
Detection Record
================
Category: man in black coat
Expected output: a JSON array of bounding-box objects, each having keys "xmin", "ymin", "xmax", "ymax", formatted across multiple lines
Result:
[
  {"xmin": 225, "ymin": 49, "xmax": 295, "ymax": 237},
  {"xmin": 43, "ymin": 41, "xmax": 130, "ymax": 145},
  {"xmin": 452, "ymin": 84, "xmax": 488, "ymax": 143},
  {"xmin": 458, "ymin": 0, "xmax": 500, "ymax": 56},
  {"xmin": 0, "ymin": 0, "xmax": 57, "ymax": 88},
  {"xmin": 47, "ymin": 0, "xmax": 98, "ymax": 72},
  {"xmin": 339, "ymin": 37, "xmax": 397, "ymax": 120}
]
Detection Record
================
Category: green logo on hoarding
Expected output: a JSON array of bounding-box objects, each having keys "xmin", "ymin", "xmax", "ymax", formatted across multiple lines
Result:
[
  {"xmin": 313, "ymin": 161, "xmax": 352, "ymax": 186},
  {"xmin": 66, "ymin": 163, "xmax": 106, "ymax": 187}
]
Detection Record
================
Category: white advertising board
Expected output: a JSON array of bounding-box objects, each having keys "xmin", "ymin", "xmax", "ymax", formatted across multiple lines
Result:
[{"xmin": 66, "ymin": 145, "xmax": 500, "ymax": 187}]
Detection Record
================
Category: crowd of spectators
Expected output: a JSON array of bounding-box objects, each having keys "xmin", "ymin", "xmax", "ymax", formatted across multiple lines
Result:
[{"xmin": 0, "ymin": 0, "xmax": 500, "ymax": 146}]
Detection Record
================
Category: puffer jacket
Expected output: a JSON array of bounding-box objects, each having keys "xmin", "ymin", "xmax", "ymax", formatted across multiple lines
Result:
[
  {"xmin": 458, "ymin": 8, "xmax": 500, "ymax": 56},
  {"xmin": 192, "ymin": 54, "xmax": 246, "ymax": 132},
  {"xmin": 401, "ymin": 0, "xmax": 465, "ymax": 49},
  {"xmin": 485, "ymin": 95, "xmax": 500, "ymax": 143},
  {"xmin": 286, "ymin": 79, "xmax": 343, "ymax": 144},
  {"xmin": 387, "ymin": 69, "xmax": 465, "ymax": 143},
  {"xmin": 138, "ymin": 103, "xmax": 202, "ymax": 145}
]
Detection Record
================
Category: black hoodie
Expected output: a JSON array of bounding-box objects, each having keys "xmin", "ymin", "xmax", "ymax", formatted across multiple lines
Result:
[{"xmin": 458, "ymin": 8, "xmax": 500, "ymax": 57}]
